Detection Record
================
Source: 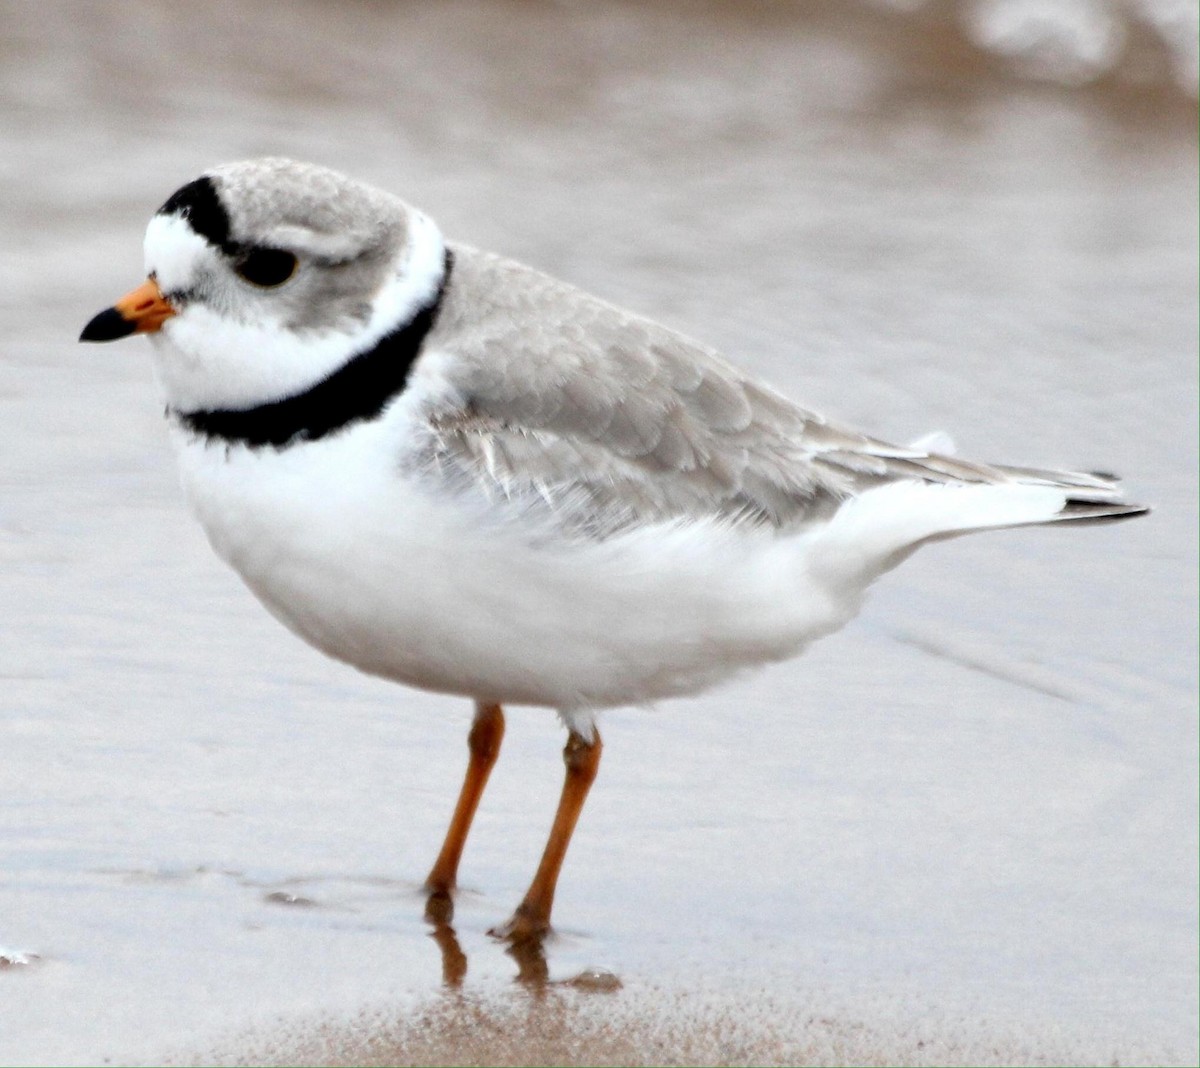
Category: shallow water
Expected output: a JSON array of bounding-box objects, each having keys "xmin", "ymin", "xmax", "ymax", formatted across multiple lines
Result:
[{"xmin": 1, "ymin": 1, "xmax": 1197, "ymax": 1065}]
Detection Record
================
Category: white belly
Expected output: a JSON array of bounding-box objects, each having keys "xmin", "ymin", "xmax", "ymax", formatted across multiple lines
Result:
[{"xmin": 173, "ymin": 421, "xmax": 860, "ymax": 714}]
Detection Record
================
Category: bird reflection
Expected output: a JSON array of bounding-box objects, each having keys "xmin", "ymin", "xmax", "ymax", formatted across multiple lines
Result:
[{"xmin": 425, "ymin": 890, "xmax": 549, "ymax": 991}]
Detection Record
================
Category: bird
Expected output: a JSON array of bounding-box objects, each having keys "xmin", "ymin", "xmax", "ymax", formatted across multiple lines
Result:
[{"xmin": 80, "ymin": 157, "xmax": 1147, "ymax": 942}]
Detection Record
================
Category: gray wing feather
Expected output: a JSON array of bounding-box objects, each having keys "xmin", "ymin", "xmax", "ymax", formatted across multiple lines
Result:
[{"xmin": 414, "ymin": 247, "xmax": 1131, "ymax": 537}]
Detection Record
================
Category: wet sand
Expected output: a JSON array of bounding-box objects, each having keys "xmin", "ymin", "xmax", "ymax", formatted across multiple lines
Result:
[
  {"xmin": 1, "ymin": 1, "xmax": 1196, "ymax": 1065},
  {"xmin": 215, "ymin": 986, "xmax": 1176, "ymax": 1068}
]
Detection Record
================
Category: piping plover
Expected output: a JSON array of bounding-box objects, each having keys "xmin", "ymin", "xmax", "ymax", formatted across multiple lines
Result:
[{"xmin": 81, "ymin": 158, "xmax": 1146, "ymax": 941}]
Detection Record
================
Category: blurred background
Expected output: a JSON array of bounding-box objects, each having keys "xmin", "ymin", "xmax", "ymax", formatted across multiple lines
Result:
[{"xmin": 1, "ymin": 2, "xmax": 1196, "ymax": 1065}]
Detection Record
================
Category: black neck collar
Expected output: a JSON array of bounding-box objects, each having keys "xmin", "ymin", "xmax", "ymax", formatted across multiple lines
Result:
[{"xmin": 173, "ymin": 248, "xmax": 453, "ymax": 449}]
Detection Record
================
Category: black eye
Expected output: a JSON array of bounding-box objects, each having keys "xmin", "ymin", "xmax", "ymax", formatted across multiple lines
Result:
[{"xmin": 233, "ymin": 247, "xmax": 298, "ymax": 287}]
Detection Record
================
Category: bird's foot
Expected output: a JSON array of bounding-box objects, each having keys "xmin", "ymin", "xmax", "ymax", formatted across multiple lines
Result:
[
  {"xmin": 488, "ymin": 903, "xmax": 550, "ymax": 945},
  {"xmin": 423, "ymin": 884, "xmax": 456, "ymax": 926}
]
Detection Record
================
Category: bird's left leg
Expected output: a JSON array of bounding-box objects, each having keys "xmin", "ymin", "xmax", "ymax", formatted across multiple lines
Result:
[{"xmin": 491, "ymin": 727, "xmax": 602, "ymax": 942}]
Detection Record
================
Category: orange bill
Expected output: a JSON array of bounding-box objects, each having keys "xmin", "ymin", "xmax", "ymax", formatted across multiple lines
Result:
[{"xmin": 80, "ymin": 278, "xmax": 177, "ymax": 342}]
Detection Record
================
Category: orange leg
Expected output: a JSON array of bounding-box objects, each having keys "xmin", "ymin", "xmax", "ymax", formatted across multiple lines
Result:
[
  {"xmin": 425, "ymin": 702, "xmax": 505, "ymax": 909},
  {"xmin": 492, "ymin": 728, "xmax": 602, "ymax": 942}
]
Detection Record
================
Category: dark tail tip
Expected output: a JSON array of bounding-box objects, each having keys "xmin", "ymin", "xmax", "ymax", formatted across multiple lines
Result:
[{"xmin": 1060, "ymin": 500, "xmax": 1151, "ymax": 524}]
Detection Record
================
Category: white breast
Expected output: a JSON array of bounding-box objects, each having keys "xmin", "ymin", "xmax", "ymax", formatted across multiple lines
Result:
[{"xmin": 171, "ymin": 408, "xmax": 863, "ymax": 715}]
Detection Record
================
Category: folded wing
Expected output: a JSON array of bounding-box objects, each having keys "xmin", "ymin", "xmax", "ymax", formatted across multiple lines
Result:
[{"xmin": 413, "ymin": 247, "xmax": 1146, "ymax": 539}]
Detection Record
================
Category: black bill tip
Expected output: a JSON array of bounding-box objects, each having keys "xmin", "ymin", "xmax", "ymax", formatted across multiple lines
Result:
[{"xmin": 80, "ymin": 307, "xmax": 137, "ymax": 343}]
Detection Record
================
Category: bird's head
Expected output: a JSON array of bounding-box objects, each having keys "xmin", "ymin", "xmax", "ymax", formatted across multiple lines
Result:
[{"xmin": 80, "ymin": 158, "xmax": 447, "ymax": 416}]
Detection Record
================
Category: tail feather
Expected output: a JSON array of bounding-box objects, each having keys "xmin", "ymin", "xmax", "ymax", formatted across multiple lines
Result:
[
  {"xmin": 808, "ymin": 473, "xmax": 1148, "ymax": 589},
  {"xmin": 816, "ymin": 434, "xmax": 1139, "ymax": 504},
  {"xmin": 1055, "ymin": 499, "xmax": 1150, "ymax": 524},
  {"xmin": 986, "ymin": 459, "xmax": 1150, "ymax": 523},
  {"xmin": 801, "ymin": 423, "xmax": 1147, "ymax": 587}
]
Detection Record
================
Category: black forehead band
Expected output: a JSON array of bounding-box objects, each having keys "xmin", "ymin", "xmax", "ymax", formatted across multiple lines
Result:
[{"xmin": 157, "ymin": 176, "xmax": 235, "ymax": 253}]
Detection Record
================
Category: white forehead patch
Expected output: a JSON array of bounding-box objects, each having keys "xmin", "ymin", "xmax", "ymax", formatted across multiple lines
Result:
[{"xmin": 145, "ymin": 212, "xmax": 211, "ymax": 293}]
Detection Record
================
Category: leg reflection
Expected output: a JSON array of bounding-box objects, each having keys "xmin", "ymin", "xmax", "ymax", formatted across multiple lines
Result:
[
  {"xmin": 426, "ymin": 916, "xmax": 552, "ymax": 992},
  {"xmin": 505, "ymin": 933, "xmax": 550, "ymax": 991},
  {"xmin": 427, "ymin": 918, "xmax": 468, "ymax": 988}
]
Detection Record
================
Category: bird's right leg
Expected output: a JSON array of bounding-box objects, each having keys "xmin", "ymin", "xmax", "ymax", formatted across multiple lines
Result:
[{"xmin": 424, "ymin": 701, "xmax": 505, "ymax": 921}]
